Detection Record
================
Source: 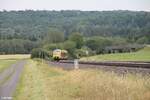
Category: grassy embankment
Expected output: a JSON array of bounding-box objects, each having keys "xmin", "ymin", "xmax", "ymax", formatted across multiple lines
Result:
[
  {"xmin": 0, "ymin": 54, "xmax": 30, "ymax": 73},
  {"xmin": 14, "ymin": 60, "xmax": 150, "ymax": 100},
  {"xmin": 80, "ymin": 46, "xmax": 150, "ymax": 62}
]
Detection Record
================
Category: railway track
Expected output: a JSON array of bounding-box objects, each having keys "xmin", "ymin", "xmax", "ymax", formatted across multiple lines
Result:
[
  {"xmin": 47, "ymin": 60, "xmax": 150, "ymax": 75},
  {"xmin": 59, "ymin": 60, "xmax": 150, "ymax": 69},
  {"xmin": 48, "ymin": 60, "xmax": 150, "ymax": 75}
]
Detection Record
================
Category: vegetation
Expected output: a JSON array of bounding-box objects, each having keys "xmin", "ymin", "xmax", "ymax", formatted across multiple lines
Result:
[
  {"xmin": 0, "ymin": 10, "xmax": 150, "ymax": 54},
  {"xmin": 69, "ymin": 32, "xmax": 84, "ymax": 49},
  {"xmin": 42, "ymin": 35, "xmax": 143, "ymax": 59},
  {"xmin": 0, "ymin": 54, "xmax": 30, "ymax": 73},
  {"xmin": 0, "ymin": 10, "xmax": 150, "ymax": 41},
  {"xmin": 0, "ymin": 10, "xmax": 149, "ymax": 99},
  {"xmin": 31, "ymin": 48, "xmax": 50, "ymax": 59},
  {"xmin": 85, "ymin": 36, "xmax": 117, "ymax": 54},
  {"xmin": 14, "ymin": 60, "xmax": 150, "ymax": 100},
  {"xmin": 0, "ymin": 54, "xmax": 30, "ymax": 60},
  {"xmin": 81, "ymin": 46, "xmax": 150, "ymax": 61},
  {"xmin": 0, "ymin": 60, "xmax": 17, "ymax": 73},
  {"xmin": 42, "ymin": 28, "xmax": 65, "ymax": 44},
  {"xmin": 0, "ymin": 39, "xmax": 37, "ymax": 54}
]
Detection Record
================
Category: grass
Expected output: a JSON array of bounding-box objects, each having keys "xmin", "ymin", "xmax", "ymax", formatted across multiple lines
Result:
[
  {"xmin": 0, "ymin": 54, "xmax": 30, "ymax": 73},
  {"xmin": 80, "ymin": 46, "xmax": 150, "ymax": 62},
  {"xmin": 0, "ymin": 54, "xmax": 30, "ymax": 60},
  {"xmin": 0, "ymin": 60, "xmax": 17, "ymax": 73},
  {"xmin": 14, "ymin": 60, "xmax": 150, "ymax": 100}
]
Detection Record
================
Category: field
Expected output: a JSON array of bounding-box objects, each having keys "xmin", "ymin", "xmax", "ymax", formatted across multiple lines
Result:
[
  {"xmin": 80, "ymin": 46, "xmax": 150, "ymax": 62},
  {"xmin": 0, "ymin": 54, "xmax": 30, "ymax": 60},
  {"xmin": 0, "ymin": 54, "xmax": 30, "ymax": 73},
  {"xmin": 0, "ymin": 60, "xmax": 17, "ymax": 73},
  {"xmin": 14, "ymin": 60, "xmax": 150, "ymax": 100}
]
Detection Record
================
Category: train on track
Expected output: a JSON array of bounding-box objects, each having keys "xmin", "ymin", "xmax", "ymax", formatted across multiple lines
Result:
[{"xmin": 52, "ymin": 49, "xmax": 68, "ymax": 61}]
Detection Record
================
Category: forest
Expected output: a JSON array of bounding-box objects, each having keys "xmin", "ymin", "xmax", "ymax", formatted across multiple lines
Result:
[{"xmin": 0, "ymin": 10, "xmax": 150, "ymax": 56}]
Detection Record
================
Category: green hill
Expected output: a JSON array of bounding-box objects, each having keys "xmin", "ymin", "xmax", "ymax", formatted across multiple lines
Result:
[{"xmin": 0, "ymin": 10, "xmax": 150, "ymax": 54}]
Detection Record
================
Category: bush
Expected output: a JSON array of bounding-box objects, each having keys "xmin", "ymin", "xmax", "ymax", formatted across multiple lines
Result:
[
  {"xmin": 69, "ymin": 32, "xmax": 84, "ymax": 49},
  {"xmin": 75, "ymin": 49, "xmax": 87, "ymax": 58},
  {"xmin": 75, "ymin": 47, "xmax": 94, "ymax": 58},
  {"xmin": 136, "ymin": 36, "xmax": 149, "ymax": 44},
  {"xmin": 63, "ymin": 41, "xmax": 77, "ymax": 58},
  {"xmin": 31, "ymin": 48, "xmax": 50, "ymax": 59}
]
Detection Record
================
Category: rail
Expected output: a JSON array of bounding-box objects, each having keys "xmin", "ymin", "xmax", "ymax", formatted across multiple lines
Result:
[{"xmin": 59, "ymin": 60, "xmax": 150, "ymax": 69}]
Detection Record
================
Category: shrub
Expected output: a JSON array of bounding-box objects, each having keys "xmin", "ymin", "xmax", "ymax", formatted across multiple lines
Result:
[
  {"xmin": 63, "ymin": 41, "xmax": 77, "ymax": 58},
  {"xmin": 75, "ymin": 47, "xmax": 93, "ymax": 58},
  {"xmin": 31, "ymin": 48, "xmax": 50, "ymax": 59},
  {"xmin": 69, "ymin": 32, "xmax": 84, "ymax": 49}
]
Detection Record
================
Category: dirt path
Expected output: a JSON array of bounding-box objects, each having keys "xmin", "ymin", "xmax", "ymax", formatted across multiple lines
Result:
[{"xmin": 0, "ymin": 60, "xmax": 26, "ymax": 99}]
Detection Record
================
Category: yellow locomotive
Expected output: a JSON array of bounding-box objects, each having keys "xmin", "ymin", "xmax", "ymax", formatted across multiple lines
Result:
[{"xmin": 52, "ymin": 49, "xmax": 68, "ymax": 61}]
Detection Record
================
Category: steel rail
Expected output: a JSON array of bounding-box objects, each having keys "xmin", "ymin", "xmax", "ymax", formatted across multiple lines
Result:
[{"xmin": 59, "ymin": 60, "xmax": 150, "ymax": 69}]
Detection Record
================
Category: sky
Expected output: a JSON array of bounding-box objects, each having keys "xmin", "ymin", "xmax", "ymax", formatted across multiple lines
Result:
[{"xmin": 0, "ymin": 0, "xmax": 150, "ymax": 11}]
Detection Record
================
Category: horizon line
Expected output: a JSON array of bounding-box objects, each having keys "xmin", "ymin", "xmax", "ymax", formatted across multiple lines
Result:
[{"xmin": 0, "ymin": 9, "xmax": 150, "ymax": 12}]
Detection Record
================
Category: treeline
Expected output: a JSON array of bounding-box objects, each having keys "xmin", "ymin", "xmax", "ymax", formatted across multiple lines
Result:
[
  {"xmin": 37, "ymin": 32, "xmax": 143, "ymax": 59},
  {"xmin": 0, "ymin": 10, "xmax": 150, "ymax": 54},
  {"xmin": 0, "ymin": 10, "xmax": 150, "ymax": 40},
  {"xmin": 0, "ymin": 39, "xmax": 37, "ymax": 54}
]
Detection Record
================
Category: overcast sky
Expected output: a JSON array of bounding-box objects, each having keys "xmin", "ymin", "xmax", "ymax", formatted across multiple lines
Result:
[{"xmin": 0, "ymin": 0, "xmax": 150, "ymax": 11}]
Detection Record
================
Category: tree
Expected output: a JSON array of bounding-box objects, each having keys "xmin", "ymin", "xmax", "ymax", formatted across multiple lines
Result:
[
  {"xmin": 69, "ymin": 32, "xmax": 84, "ymax": 49},
  {"xmin": 0, "ymin": 39, "xmax": 37, "ymax": 54},
  {"xmin": 43, "ymin": 43, "xmax": 64, "ymax": 51},
  {"xmin": 31, "ymin": 48, "xmax": 50, "ymax": 59},
  {"xmin": 85, "ymin": 36, "xmax": 112, "ymax": 54},
  {"xmin": 136, "ymin": 36, "xmax": 149, "ymax": 44},
  {"xmin": 63, "ymin": 41, "xmax": 76, "ymax": 58},
  {"xmin": 43, "ymin": 28, "xmax": 64, "ymax": 44},
  {"xmin": 0, "ymin": 10, "xmax": 150, "ymax": 55}
]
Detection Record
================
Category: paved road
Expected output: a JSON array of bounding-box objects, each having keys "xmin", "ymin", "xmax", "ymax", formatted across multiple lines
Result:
[{"xmin": 0, "ymin": 60, "xmax": 26, "ymax": 100}]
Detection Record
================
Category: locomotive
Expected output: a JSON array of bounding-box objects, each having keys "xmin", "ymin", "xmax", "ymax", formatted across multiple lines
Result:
[{"xmin": 52, "ymin": 49, "xmax": 68, "ymax": 61}]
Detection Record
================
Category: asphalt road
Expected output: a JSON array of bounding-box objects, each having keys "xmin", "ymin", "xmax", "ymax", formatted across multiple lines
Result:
[{"xmin": 0, "ymin": 60, "xmax": 26, "ymax": 100}]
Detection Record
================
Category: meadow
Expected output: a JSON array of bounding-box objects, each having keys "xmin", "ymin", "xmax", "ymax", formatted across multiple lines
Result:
[
  {"xmin": 80, "ymin": 46, "xmax": 150, "ymax": 62},
  {"xmin": 0, "ymin": 54, "xmax": 30, "ymax": 60},
  {"xmin": 0, "ymin": 60, "xmax": 17, "ymax": 73},
  {"xmin": 0, "ymin": 54, "xmax": 30, "ymax": 73},
  {"xmin": 14, "ymin": 60, "xmax": 150, "ymax": 100}
]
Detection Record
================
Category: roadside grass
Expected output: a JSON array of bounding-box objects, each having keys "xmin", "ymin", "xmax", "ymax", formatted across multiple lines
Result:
[
  {"xmin": 0, "ymin": 54, "xmax": 30, "ymax": 73},
  {"xmin": 14, "ymin": 60, "xmax": 150, "ymax": 100},
  {"xmin": 80, "ymin": 46, "xmax": 150, "ymax": 62},
  {"xmin": 0, "ymin": 60, "xmax": 17, "ymax": 73},
  {"xmin": 0, "ymin": 54, "xmax": 30, "ymax": 60}
]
